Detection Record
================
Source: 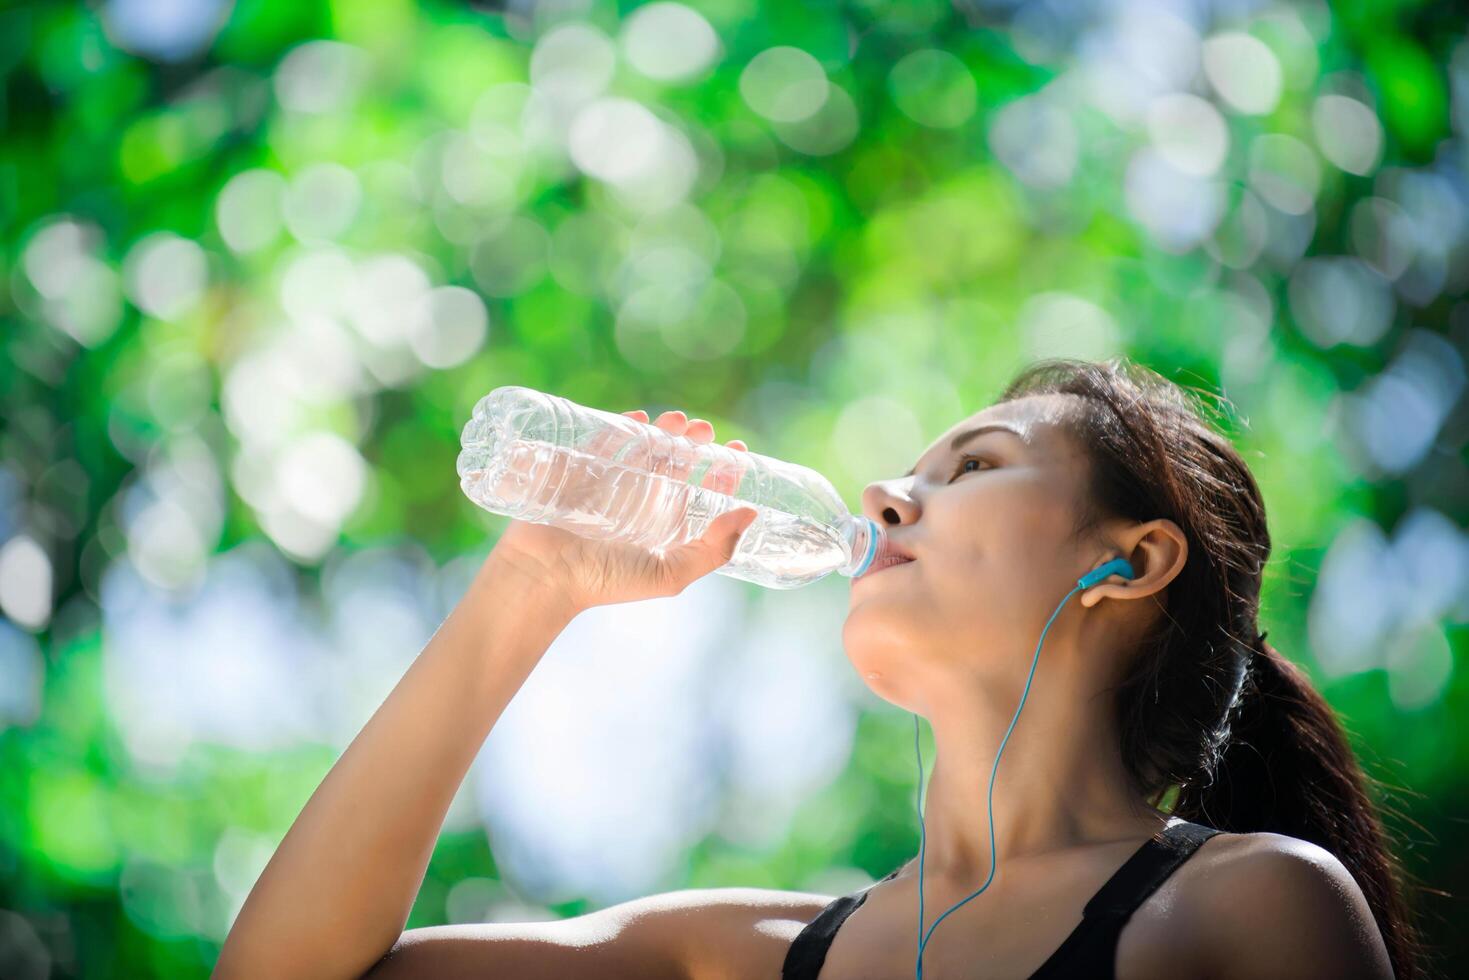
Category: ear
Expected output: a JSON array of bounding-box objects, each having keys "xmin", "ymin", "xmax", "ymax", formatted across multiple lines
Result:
[{"xmin": 1080, "ymin": 519, "xmax": 1188, "ymax": 609}]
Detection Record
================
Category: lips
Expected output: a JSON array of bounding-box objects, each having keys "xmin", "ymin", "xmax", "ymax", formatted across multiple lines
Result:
[
  {"xmin": 884, "ymin": 540, "xmax": 916, "ymax": 563},
  {"xmin": 864, "ymin": 554, "xmax": 915, "ymax": 575},
  {"xmin": 861, "ymin": 537, "xmax": 917, "ymax": 577}
]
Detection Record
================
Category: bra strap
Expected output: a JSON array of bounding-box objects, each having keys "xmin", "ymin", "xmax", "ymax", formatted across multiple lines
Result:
[{"xmin": 1082, "ymin": 819, "xmax": 1223, "ymax": 919}]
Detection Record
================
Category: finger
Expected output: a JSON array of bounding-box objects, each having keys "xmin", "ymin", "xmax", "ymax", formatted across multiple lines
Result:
[
  {"xmin": 710, "ymin": 435, "xmax": 751, "ymax": 492},
  {"xmin": 725, "ymin": 444, "xmax": 754, "ymax": 495},
  {"xmin": 702, "ymin": 439, "xmax": 736, "ymax": 494},
  {"xmin": 609, "ymin": 410, "xmax": 648, "ymax": 453},
  {"xmin": 655, "ymin": 410, "xmax": 703, "ymax": 484},
  {"xmin": 684, "ymin": 418, "xmax": 715, "ymax": 444},
  {"xmin": 657, "ymin": 507, "xmax": 758, "ymax": 595},
  {"xmin": 654, "ymin": 410, "xmax": 688, "ymax": 436},
  {"xmin": 588, "ymin": 409, "xmax": 644, "ymax": 463},
  {"xmin": 596, "ymin": 408, "xmax": 655, "ymax": 473},
  {"xmin": 684, "ymin": 420, "xmax": 719, "ymax": 488}
]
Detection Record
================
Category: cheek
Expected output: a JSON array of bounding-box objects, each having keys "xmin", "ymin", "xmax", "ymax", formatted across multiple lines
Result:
[{"xmin": 929, "ymin": 481, "xmax": 1062, "ymax": 566}]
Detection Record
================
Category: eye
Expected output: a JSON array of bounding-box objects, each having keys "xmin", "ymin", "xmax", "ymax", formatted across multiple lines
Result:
[{"xmin": 949, "ymin": 453, "xmax": 992, "ymax": 482}]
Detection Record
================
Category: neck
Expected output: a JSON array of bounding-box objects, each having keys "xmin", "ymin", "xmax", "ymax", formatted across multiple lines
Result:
[{"xmin": 906, "ymin": 663, "xmax": 1168, "ymax": 886}]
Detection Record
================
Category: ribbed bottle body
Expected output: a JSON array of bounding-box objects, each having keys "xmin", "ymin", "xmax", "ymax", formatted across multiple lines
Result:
[{"xmin": 457, "ymin": 386, "xmax": 882, "ymax": 589}]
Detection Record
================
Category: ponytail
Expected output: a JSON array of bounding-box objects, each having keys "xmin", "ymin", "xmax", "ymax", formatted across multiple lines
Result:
[{"xmin": 1172, "ymin": 634, "xmax": 1433, "ymax": 980}]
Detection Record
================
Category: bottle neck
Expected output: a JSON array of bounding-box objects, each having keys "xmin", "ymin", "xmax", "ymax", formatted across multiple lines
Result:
[{"xmin": 840, "ymin": 514, "xmax": 883, "ymax": 578}]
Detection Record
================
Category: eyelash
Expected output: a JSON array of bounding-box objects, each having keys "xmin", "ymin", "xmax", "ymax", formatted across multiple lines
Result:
[{"xmin": 949, "ymin": 453, "xmax": 992, "ymax": 481}]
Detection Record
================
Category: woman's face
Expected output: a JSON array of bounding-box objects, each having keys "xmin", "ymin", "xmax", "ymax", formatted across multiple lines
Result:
[{"xmin": 843, "ymin": 393, "xmax": 1096, "ymax": 703}]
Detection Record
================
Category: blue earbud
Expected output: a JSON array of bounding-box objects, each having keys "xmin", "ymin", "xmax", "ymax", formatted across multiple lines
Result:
[{"xmin": 1077, "ymin": 557, "xmax": 1135, "ymax": 590}]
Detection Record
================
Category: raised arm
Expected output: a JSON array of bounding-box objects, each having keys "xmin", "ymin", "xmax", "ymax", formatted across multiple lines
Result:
[
  {"xmin": 213, "ymin": 408, "xmax": 759, "ymax": 980},
  {"xmin": 212, "ymin": 554, "xmax": 581, "ymax": 980}
]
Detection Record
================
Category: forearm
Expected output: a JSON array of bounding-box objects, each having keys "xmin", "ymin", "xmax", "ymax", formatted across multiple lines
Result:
[{"xmin": 214, "ymin": 555, "xmax": 580, "ymax": 980}]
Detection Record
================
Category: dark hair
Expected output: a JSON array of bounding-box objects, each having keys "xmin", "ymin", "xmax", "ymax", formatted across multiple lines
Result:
[{"xmin": 993, "ymin": 356, "xmax": 1430, "ymax": 980}]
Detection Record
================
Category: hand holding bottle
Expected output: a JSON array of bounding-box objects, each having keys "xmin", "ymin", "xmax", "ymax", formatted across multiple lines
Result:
[{"xmin": 488, "ymin": 409, "xmax": 760, "ymax": 612}]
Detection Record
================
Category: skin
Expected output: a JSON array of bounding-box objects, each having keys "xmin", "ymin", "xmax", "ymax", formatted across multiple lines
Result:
[
  {"xmin": 215, "ymin": 400, "xmax": 1394, "ymax": 980},
  {"xmin": 843, "ymin": 391, "xmax": 1189, "ymax": 884}
]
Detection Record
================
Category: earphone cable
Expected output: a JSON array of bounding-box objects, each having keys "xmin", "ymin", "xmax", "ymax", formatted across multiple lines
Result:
[{"xmin": 912, "ymin": 581, "xmax": 1087, "ymax": 979}]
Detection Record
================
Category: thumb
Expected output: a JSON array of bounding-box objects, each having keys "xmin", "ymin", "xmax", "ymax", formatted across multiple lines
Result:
[{"xmin": 659, "ymin": 507, "xmax": 759, "ymax": 592}]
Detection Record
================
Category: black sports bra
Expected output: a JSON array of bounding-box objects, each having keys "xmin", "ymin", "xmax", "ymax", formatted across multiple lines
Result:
[{"xmin": 781, "ymin": 818, "xmax": 1222, "ymax": 979}]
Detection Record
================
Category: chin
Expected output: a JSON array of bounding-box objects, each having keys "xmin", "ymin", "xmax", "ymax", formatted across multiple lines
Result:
[
  {"xmin": 845, "ymin": 653, "xmax": 917, "ymax": 711},
  {"xmin": 841, "ymin": 611, "xmax": 916, "ymax": 683}
]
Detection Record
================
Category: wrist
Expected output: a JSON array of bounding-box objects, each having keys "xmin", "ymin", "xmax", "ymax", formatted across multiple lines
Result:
[{"xmin": 469, "ymin": 550, "xmax": 584, "ymax": 625}]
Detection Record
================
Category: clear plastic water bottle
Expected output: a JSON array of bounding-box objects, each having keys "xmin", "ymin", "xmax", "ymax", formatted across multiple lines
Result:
[{"xmin": 456, "ymin": 386, "xmax": 886, "ymax": 589}]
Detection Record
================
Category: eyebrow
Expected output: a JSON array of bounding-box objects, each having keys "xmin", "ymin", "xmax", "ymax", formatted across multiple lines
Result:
[{"xmin": 903, "ymin": 424, "xmax": 1025, "ymax": 478}]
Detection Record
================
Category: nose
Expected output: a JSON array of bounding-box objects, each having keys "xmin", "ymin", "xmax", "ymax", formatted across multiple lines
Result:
[{"xmin": 862, "ymin": 478, "xmax": 919, "ymax": 527}]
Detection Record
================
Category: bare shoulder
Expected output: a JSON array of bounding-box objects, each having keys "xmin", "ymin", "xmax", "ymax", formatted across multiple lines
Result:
[{"xmin": 1165, "ymin": 831, "xmax": 1393, "ymax": 979}]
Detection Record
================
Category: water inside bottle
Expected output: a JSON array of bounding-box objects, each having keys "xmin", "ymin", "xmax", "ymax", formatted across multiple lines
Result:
[{"xmin": 460, "ymin": 436, "xmax": 855, "ymax": 589}]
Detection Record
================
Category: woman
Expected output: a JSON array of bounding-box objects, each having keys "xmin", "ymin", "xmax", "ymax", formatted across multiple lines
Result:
[{"xmin": 215, "ymin": 358, "xmax": 1425, "ymax": 979}]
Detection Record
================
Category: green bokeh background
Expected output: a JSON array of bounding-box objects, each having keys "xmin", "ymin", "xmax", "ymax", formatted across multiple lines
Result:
[{"xmin": 2, "ymin": 0, "xmax": 1467, "ymax": 976}]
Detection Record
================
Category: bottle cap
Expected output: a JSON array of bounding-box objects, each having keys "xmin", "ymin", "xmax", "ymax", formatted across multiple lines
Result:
[{"xmin": 847, "ymin": 514, "xmax": 881, "ymax": 577}]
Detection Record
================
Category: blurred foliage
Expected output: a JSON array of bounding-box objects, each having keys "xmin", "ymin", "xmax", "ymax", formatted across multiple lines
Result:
[{"xmin": 1, "ymin": 0, "xmax": 1467, "ymax": 976}]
